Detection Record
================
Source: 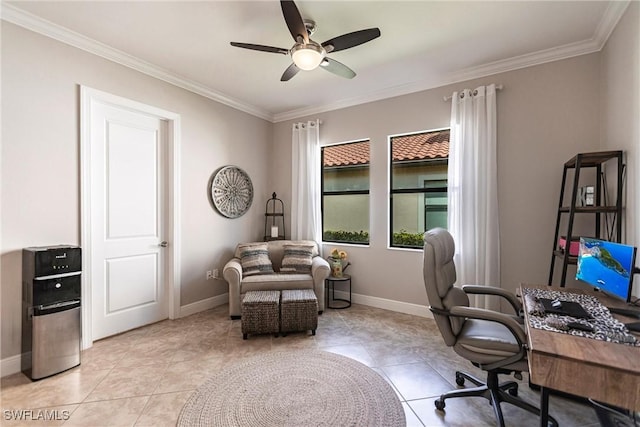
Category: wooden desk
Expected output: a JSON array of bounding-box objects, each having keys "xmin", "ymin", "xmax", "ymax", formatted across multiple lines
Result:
[{"xmin": 521, "ymin": 284, "xmax": 640, "ymax": 426}]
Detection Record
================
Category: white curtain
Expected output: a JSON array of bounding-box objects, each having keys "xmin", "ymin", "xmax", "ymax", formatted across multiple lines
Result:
[
  {"xmin": 447, "ymin": 84, "xmax": 500, "ymax": 310},
  {"xmin": 291, "ymin": 120, "xmax": 322, "ymax": 242}
]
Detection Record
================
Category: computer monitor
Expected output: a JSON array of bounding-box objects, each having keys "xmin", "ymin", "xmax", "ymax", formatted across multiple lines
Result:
[{"xmin": 576, "ymin": 237, "xmax": 637, "ymax": 302}]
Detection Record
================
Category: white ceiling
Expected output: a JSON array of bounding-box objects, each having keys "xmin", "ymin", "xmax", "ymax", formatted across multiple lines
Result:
[{"xmin": 2, "ymin": 1, "xmax": 629, "ymax": 122}]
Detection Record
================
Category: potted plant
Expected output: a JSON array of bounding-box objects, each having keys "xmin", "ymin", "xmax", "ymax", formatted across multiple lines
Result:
[{"xmin": 329, "ymin": 249, "xmax": 349, "ymax": 277}]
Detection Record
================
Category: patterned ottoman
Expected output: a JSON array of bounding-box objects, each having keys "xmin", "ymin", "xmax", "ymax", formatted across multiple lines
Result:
[
  {"xmin": 241, "ymin": 290, "xmax": 280, "ymax": 340},
  {"xmin": 280, "ymin": 289, "xmax": 318, "ymax": 336}
]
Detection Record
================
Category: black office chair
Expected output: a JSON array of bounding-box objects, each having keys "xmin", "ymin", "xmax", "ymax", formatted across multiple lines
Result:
[
  {"xmin": 590, "ymin": 400, "xmax": 638, "ymax": 427},
  {"xmin": 423, "ymin": 228, "xmax": 557, "ymax": 427}
]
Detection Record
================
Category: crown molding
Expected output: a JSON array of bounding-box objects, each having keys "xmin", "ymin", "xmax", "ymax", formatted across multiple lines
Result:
[
  {"xmin": 273, "ymin": 37, "xmax": 603, "ymax": 122},
  {"xmin": 593, "ymin": 0, "xmax": 631, "ymax": 48},
  {"xmin": 3, "ymin": 1, "xmax": 630, "ymax": 124},
  {"xmin": 0, "ymin": 3, "xmax": 274, "ymax": 122},
  {"xmin": 273, "ymin": 1, "xmax": 631, "ymax": 122}
]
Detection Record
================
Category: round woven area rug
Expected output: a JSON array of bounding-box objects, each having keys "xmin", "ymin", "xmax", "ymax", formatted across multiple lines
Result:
[{"xmin": 177, "ymin": 349, "xmax": 406, "ymax": 426}]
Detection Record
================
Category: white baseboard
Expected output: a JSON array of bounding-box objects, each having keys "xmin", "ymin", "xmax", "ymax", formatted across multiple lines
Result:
[
  {"xmin": 178, "ymin": 291, "xmax": 430, "ymax": 319},
  {"xmin": 2, "ymin": 291, "xmax": 428, "ymax": 378},
  {"xmin": 331, "ymin": 290, "xmax": 433, "ymax": 319},
  {"xmin": 1, "ymin": 354, "xmax": 22, "ymax": 378},
  {"xmin": 178, "ymin": 292, "xmax": 228, "ymax": 317},
  {"xmin": 176, "ymin": 291, "xmax": 431, "ymax": 319}
]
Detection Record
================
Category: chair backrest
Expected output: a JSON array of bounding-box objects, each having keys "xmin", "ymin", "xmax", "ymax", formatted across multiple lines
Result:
[
  {"xmin": 423, "ymin": 228, "xmax": 470, "ymax": 346},
  {"xmin": 266, "ymin": 240, "xmax": 319, "ymax": 270}
]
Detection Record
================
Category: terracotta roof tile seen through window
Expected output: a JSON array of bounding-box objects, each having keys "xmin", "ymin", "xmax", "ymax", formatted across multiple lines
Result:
[{"xmin": 323, "ymin": 129, "xmax": 449, "ymax": 167}]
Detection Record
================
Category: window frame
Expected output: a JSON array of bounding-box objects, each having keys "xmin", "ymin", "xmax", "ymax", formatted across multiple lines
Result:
[
  {"xmin": 389, "ymin": 128, "xmax": 450, "ymax": 250},
  {"xmin": 321, "ymin": 139, "xmax": 371, "ymax": 245}
]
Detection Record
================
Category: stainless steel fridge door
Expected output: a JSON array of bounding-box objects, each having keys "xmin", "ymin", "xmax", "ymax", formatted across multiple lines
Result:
[{"xmin": 31, "ymin": 305, "xmax": 81, "ymax": 379}]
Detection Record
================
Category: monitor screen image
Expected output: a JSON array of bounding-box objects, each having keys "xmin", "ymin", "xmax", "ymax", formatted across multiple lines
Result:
[{"xmin": 576, "ymin": 237, "xmax": 637, "ymax": 302}]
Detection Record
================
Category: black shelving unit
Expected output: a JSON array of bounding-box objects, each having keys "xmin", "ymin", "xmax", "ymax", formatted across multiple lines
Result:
[
  {"xmin": 264, "ymin": 192, "xmax": 285, "ymax": 241},
  {"xmin": 548, "ymin": 150, "xmax": 624, "ymax": 287}
]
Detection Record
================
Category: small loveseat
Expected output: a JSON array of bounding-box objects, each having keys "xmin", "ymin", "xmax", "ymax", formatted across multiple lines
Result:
[{"xmin": 223, "ymin": 240, "xmax": 330, "ymax": 319}]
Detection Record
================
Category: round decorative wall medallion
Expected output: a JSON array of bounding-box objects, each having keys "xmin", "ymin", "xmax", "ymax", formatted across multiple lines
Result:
[{"xmin": 210, "ymin": 166, "xmax": 254, "ymax": 218}]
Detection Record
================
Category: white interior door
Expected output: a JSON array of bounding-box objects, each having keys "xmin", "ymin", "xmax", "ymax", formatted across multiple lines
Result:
[{"xmin": 89, "ymin": 100, "xmax": 169, "ymax": 340}]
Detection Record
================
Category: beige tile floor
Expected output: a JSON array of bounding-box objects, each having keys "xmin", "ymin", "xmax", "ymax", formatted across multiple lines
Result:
[{"xmin": 1, "ymin": 303, "xmax": 601, "ymax": 426}]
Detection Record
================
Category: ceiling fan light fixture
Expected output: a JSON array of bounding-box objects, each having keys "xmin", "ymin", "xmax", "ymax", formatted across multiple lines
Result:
[
  {"xmin": 230, "ymin": 1, "xmax": 380, "ymax": 81},
  {"xmin": 291, "ymin": 42, "xmax": 326, "ymax": 71}
]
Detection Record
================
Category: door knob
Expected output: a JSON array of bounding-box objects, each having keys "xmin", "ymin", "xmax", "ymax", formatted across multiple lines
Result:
[{"xmin": 159, "ymin": 241, "xmax": 168, "ymax": 247}]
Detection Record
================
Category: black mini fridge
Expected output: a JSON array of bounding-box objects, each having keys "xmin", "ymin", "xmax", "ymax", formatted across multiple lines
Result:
[{"xmin": 22, "ymin": 246, "xmax": 81, "ymax": 380}]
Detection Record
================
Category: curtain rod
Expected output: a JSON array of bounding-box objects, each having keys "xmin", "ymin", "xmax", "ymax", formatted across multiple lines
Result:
[
  {"xmin": 293, "ymin": 119, "xmax": 323, "ymax": 129},
  {"xmin": 443, "ymin": 84, "xmax": 503, "ymax": 101}
]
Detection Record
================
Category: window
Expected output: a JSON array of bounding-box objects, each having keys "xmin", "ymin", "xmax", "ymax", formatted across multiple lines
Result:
[
  {"xmin": 390, "ymin": 129, "xmax": 450, "ymax": 249},
  {"xmin": 321, "ymin": 140, "xmax": 370, "ymax": 244}
]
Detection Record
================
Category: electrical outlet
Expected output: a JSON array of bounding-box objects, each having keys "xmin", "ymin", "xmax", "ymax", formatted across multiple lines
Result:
[
  {"xmin": 213, "ymin": 268, "xmax": 219, "ymax": 279},
  {"xmin": 206, "ymin": 270, "xmax": 213, "ymax": 280}
]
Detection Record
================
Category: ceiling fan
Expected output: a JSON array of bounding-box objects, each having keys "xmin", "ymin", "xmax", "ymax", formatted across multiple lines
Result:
[{"xmin": 230, "ymin": 0, "xmax": 381, "ymax": 81}]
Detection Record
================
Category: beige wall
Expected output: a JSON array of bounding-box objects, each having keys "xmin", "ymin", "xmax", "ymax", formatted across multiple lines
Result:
[
  {"xmin": 599, "ymin": 1, "xmax": 640, "ymax": 294},
  {"xmin": 2, "ymin": 4, "xmax": 637, "ymax": 364},
  {"xmin": 1, "ymin": 23, "xmax": 272, "ymax": 359},
  {"xmin": 273, "ymin": 53, "xmax": 602, "ymax": 308}
]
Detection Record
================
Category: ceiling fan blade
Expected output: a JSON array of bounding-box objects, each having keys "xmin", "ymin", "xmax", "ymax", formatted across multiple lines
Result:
[
  {"xmin": 281, "ymin": 63, "xmax": 301, "ymax": 81},
  {"xmin": 320, "ymin": 58, "xmax": 356, "ymax": 79},
  {"xmin": 230, "ymin": 42, "xmax": 289, "ymax": 55},
  {"xmin": 322, "ymin": 28, "xmax": 381, "ymax": 53},
  {"xmin": 281, "ymin": 0, "xmax": 308, "ymax": 43}
]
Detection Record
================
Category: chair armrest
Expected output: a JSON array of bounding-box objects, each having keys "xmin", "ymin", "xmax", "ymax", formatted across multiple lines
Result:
[
  {"xmin": 462, "ymin": 285, "xmax": 523, "ymax": 315},
  {"xmin": 311, "ymin": 256, "xmax": 330, "ymax": 312},
  {"xmin": 223, "ymin": 258, "xmax": 242, "ymax": 318},
  {"xmin": 311, "ymin": 256, "xmax": 330, "ymax": 282},
  {"xmin": 223, "ymin": 258, "xmax": 242, "ymax": 283},
  {"xmin": 449, "ymin": 306, "xmax": 527, "ymax": 346}
]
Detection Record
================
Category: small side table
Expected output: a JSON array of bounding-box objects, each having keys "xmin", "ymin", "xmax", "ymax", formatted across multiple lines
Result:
[{"xmin": 326, "ymin": 274, "xmax": 351, "ymax": 309}]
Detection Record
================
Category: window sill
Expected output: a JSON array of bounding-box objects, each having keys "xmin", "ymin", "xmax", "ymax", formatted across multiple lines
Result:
[{"xmin": 387, "ymin": 246, "xmax": 422, "ymax": 253}]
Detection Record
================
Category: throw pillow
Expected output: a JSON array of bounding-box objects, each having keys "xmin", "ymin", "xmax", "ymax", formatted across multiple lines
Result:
[
  {"xmin": 280, "ymin": 244, "xmax": 314, "ymax": 274},
  {"xmin": 239, "ymin": 243, "xmax": 274, "ymax": 276}
]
